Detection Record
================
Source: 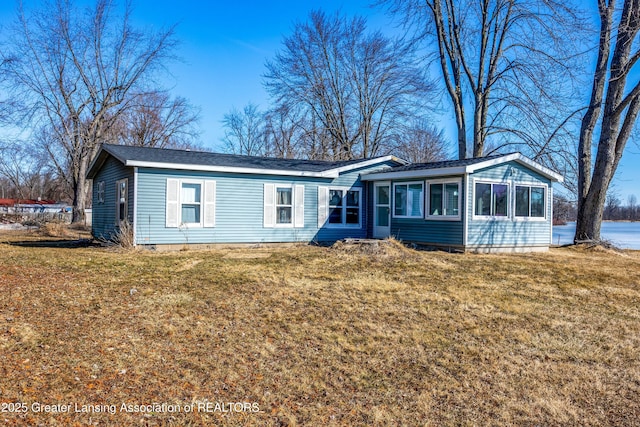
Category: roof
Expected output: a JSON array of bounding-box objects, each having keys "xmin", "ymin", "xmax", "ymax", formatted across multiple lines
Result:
[
  {"xmin": 87, "ymin": 144, "xmax": 406, "ymax": 179},
  {"xmin": 0, "ymin": 198, "xmax": 58, "ymax": 206},
  {"xmin": 361, "ymin": 152, "xmax": 564, "ymax": 182}
]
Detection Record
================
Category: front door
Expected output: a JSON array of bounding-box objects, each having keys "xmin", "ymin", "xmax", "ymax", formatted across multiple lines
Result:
[{"xmin": 373, "ymin": 182, "xmax": 391, "ymax": 238}]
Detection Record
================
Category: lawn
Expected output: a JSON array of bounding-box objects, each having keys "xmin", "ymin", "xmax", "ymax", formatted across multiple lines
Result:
[{"xmin": 1, "ymin": 229, "xmax": 639, "ymax": 426}]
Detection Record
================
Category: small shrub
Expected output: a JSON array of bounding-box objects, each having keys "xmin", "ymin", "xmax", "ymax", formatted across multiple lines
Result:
[
  {"xmin": 40, "ymin": 221, "xmax": 69, "ymax": 237},
  {"xmin": 113, "ymin": 220, "xmax": 134, "ymax": 248}
]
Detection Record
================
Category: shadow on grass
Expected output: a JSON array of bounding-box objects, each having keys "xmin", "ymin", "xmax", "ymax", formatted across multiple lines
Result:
[{"xmin": 7, "ymin": 239, "xmax": 100, "ymax": 249}]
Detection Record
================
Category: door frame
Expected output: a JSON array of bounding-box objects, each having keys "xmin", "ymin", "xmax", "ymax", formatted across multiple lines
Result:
[{"xmin": 373, "ymin": 181, "xmax": 391, "ymax": 238}]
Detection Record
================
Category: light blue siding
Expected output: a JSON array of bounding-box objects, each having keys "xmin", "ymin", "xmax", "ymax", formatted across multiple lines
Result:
[
  {"xmin": 91, "ymin": 156, "xmax": 133, "ymax": 240},
  {"xmin": 135, "ymin": 161, "xmax": 396, "ymax": 245},
  {"xmin": 466, "ymin": 161, "xmax": 553, "ymax": 248},
  {"xmin": 388, "ymin": 176, "xmax": 465, "ymax": 246}
]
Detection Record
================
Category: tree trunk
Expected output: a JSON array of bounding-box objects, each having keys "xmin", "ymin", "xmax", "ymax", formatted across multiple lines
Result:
[
  {"xmin": 71, "ymin": 155, "xmax": 90, "ymax": 224},
  {"xmin": 574, "ymin": 175, "xmax": 608, "ymax": 241},
  {"xmin": 574, "ymin": 0, "xmax": 640, "ymax": 244}
]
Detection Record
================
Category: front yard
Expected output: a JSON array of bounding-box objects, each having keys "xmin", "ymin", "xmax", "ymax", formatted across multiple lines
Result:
[{"xmin": 1, "ymin": 230, "xmax": 639, "ymax": 426}]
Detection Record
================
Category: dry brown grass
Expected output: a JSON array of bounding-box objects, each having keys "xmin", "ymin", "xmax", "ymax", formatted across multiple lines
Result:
[{"xmin": 0, "ymin": 230, "xmax": 639, "ymax": 426}]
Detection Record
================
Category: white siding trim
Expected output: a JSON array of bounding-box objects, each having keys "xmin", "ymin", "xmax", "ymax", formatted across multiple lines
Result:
[
  {"xmin": 318, "ymin": 186, "xmax": 328, "ymax": 228},
  {"xmin": 463, "ymin": 175, "xmax": 469, "ymax": 247},
  {"xmin": 263, "ymin": 183, "xmax": 275, "ymax": 228},
  {"xmin": 294, "ymin": 185, "xmax": 305, "ymax": 228},
  {"xmin": 133, "ymin": 167, "xmax": 138, "ymax": 246},
  {"xmin": 166, "ymin": 178, "xmax": 180, "ymax": 228},
  {"xmin": 549, "ymin": 186, "xmax": 554, "ymax": 245},
  {"xmin": 203, "ymin": 180, "xmax": 216, "ymax": 228}
]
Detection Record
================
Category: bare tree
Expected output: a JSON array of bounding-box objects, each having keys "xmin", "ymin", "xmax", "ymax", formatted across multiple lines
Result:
[
  {"xmin": 627, "ymin": 194, "xmax": 637, "ymax": 220},
  {"xmin": 264, "ymin": 10, "xmax": 431, "ymax": 160},
  {"xmin": 221, "ymin": 103, "xmax": 265, "ymax": 156},
  {"xmin": 113, "ymin": 91, "xmax": 200, "ymax": 149},
  {"xmin": 381, "ymin": 0, "xmax": 585, "ymax": 160},
  {"xmin": 0, "ymin": 142, "xmax": 39, "ymax": 200},
  {"xmin": 1, "ymin": 0, "xmax": 178, "ymax": 223},
  {"xmin": 393, "ymin": 122, "xmax": 449, "ymax": 163},
  {"xmin": 604, "ymin": 191, "xmax": 621, "ymax": 220},
  {"xmin": 575, "ymin": 0, "xmax": 640, "ymax": 242},
  {"xmin": 262, "ymin": 104, "xmax": 304, "ymax": 159}
]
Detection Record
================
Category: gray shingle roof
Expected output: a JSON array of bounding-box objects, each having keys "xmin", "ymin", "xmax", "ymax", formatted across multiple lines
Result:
[
  {"xmin": 102, "ymin": 144, "xmax": 381, "ymax": 172},
  {"xmin": 379, "ymin": 153, "xmax": 515, "ymax": 173}
]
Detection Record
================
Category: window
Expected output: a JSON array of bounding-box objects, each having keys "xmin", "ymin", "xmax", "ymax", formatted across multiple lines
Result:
[
  {"xmin": 474, "ymin": 182, "xmax": 509, "ymax": 217},
  {"xmin": 97, "ymin": 181, "xmax": 105, "ymax": 204},
  {"xmin": 325, "ymin": 188, "xmax": 361, "ymax": 227},
  {"xmin": 276, "ymin": 187, "xmax": 293, "ymax": 224},
  {"xmin": 264, "ymin": 183, "xmax": 304, "ymax": 228},
  {"xmin": 427, "ymin": 180, "xmax": 460, "ymax": 219},
  {"xmin": 515, "ymin": 185, "xmax": 546, "ymax": 218},
  {"xmin": 181, "ymin": 182, "xmax": 201, "ymax": 225},
  {"xmin": 166, "ymin": 179, "xmax": 216, "ymax": 228},
  {"xmin": 394, "ymin": 182, "xmax": 423, "ymax": 218},
  {"xmin": 116, "ymin": 179, "xmax": 128, "ymax": 223}
]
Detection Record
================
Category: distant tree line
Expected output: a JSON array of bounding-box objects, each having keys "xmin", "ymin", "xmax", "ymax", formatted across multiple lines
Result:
[{"xmin": 553, "ymin": 193, "xmax": 640, "ymax": 224}]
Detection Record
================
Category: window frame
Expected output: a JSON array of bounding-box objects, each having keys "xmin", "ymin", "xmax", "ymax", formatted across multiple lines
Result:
[
  {"xmin": 425, "ymin": 178, "xmax": 462, "ymax": 221},
  {"xmin": 392, "ymin": 181, "xmax": 424, "ymax": 219},
  {"xmin": 97, "ymin": 181, "xmax": 105, "ymax": 204},
  {"xmin": 115, "ymin": 178, "xmax": 128, "ymax": 224},
  {"xmin": 274, "ymin": 184, "xmax": 294, "ymax": 228},
  {"xmin": 472, "ymin": 179, "xmax": 511, "ymax": 220},
  {"xmin": 325, "ymin": 186, "xmax": 362, "ymax": 228},
  {"xmin": 514, "ymin": 183, "xmax": 548, "ymax": 221},
  {"xmin": 179, "ymin": 179, "xmax": 204, "ymax": 228}
]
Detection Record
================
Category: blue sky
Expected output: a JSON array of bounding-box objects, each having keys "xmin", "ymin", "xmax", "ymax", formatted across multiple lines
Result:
[{"xmin": 1, "ymin": 1, "xmax": 638, "ymax": 202}]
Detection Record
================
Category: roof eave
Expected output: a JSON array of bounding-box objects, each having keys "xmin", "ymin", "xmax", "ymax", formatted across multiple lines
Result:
[
  {"xmin": 464, "ymin": 153, "xmax": 564, "ymax": 182},
  {"xmin": 125, "ymin": 160, "xmax": 339, "ymax": 178},
  {"xmin": 362, "ymin": 166, "xmax": 467, "ymax": 180}
]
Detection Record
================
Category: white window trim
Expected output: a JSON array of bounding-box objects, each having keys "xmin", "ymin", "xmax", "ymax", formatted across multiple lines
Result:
[
  {"xmin": 177, "ymin": 179, "xmax": 205, "ymax": 229},
  {"xmin": 97, "ymin": 181, "xmax": 105, "ymax": 204},
  {"xmin": 265, "ymin": 183, "xmax": 304, "ymax": 228},
  {"xmin": 425, "ymin": 178, "xmax": 462, "ymax": 221},
  {"xmin": 513, "ymin": 183, "xmax": 548, "ymax": 222},
  {"xmin": 115, "ymin": 178, "xmax": 128, "ymax": 224},
  {"xmin": 325, "ymin": 186, "xmax": 362, "ymax": 229},
  {"xmin": 274, "ymin": 184, "xmax": 294, "ymax": 228},
  {"xmin": 392, "ymin": 181, "xmax": 424, "ymax": 219},
  {"xmin": 472, "ymin": 178, "xmax": 511, "ymax": 221}
]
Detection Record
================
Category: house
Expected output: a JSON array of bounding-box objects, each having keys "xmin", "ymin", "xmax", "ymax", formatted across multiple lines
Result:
[{"xmin": 86, "ymin": 144, "xmax": 563, "ymax": 252}]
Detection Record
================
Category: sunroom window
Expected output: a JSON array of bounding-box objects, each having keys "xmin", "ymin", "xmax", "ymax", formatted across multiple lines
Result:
[
  {"xmin": 475, "ymin": 182, "xmax": 509, "ymax": 217},
  {"xmin": 428, "ymin": 181, "xmax": 460, "ymax": 218},
  {"xmin": 394, "ymin": 182, "xmax": 423, "ymax": 218},
  {"xmin": 515, "ymin": 185, "xmax": 545, "ymax": 218}
]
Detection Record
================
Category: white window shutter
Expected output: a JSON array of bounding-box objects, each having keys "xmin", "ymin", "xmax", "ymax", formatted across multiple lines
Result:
[
  {"xmin": 203, "ymin": 180, "xmax": 216, "ymax": 227},
  {"xmin": 318, "ymin": 186, "xmax": 328, "ymax": 228},
  {"xmin": 264, "ymin": 183, "xmax": 275, "ymax": 228},
  {"xmin": 166, "ymin": 179, "xmax": 180, "ymax": 228},
  {"xmin": 294, "ymin": 185, "xmax": 305, "ymax": 228}
]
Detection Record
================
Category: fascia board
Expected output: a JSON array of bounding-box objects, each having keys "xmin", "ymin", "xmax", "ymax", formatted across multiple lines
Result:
[
  {"xmin": 126, "ymin": 160, "xmax": 337, "ymax": 178},
  {"xmin": 361, "ymin": 166, "xmax": 467, "ymax": 181}
]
